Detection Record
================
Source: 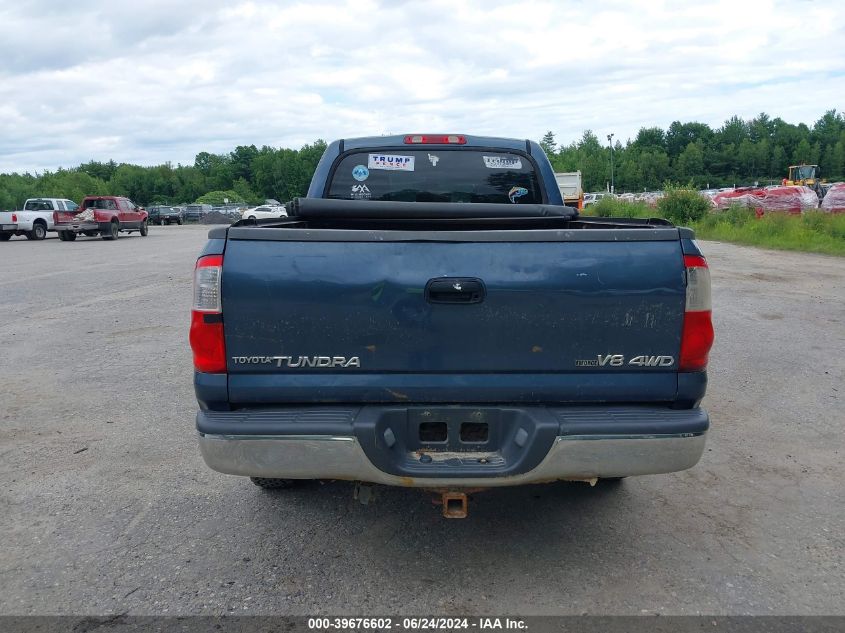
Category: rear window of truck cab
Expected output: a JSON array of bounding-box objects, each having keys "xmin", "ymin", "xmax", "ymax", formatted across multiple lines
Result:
[
  {"xmin": 24, "ymin": 200, "xmax": 54, "ymax": 211},
  {"xmin": 82, "ymin": 198, "xmax": 118, "ymax": 210},
  {"xmin": 327, "ymin": 150, "xmax": 542, "ymax": 204}
]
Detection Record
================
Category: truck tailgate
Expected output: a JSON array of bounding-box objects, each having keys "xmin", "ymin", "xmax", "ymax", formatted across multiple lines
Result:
[
  {"xmin": 0, "ymin": 212, "xmax": 16, "ymax": 230},
  {"xmin": 222, "ymin": 234, "xmax": 686, "ymax": 403},
  {"xmin": 53, "ymin": 211, "xmax": 81, "ymax": 224}
]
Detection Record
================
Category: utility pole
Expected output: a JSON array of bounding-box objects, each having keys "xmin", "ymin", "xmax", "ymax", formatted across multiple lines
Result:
[{"xmin": 607, "ymin": 133, "xmax": 615, "ymax": 194}]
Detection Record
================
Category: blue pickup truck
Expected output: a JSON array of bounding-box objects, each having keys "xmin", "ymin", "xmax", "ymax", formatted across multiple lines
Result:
[{"xmin": 190, "ymin": 134, "xmax": 714, "ymax": 517}]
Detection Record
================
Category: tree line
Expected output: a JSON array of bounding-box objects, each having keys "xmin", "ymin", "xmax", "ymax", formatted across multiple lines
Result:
[
  {"xmin": 1, "ymin": 110, "xmax": 843, "ymax": 209},
  {"xmin": 0, "ymin": 141, "xmax": 328, "ymax": 210},
  {"xmin": 541, "ymin": 110, "xmax": 845, "ymax": 193}
]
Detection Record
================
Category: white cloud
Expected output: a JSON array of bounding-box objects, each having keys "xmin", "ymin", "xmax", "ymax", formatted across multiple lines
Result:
[{"xmin": 0, "ymin": 0, "xmax": 843, "ymax": 172}]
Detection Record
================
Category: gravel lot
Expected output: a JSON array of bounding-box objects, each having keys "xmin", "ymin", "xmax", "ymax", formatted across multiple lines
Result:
[{"xmin": 0, "ymin": 225, "xmax": 842, "ymax": 615}]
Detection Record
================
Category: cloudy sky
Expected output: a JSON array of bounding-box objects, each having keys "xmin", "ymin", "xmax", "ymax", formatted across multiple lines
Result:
[{"xmin": 1, "ymin": 0, "xmax": 843, "ymax": 173}]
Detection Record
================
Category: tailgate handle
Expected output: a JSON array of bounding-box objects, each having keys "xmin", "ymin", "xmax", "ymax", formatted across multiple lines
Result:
[{"xmin": 425, "ymin": 278, "xmax": 486, "ymax": 304}]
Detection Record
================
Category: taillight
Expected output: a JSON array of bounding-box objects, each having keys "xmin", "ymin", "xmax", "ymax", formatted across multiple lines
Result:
[
  {"xmin": 12, "ymin": 213, "xmax": 17, "ymax": 222},
  {"xmin": 679, "ymin": 254, "xmax": 714, "ymax": 371},
  {"xmin": 404, "ymin": 134, "xmax": 466, "ymax": 144},
  {"xmin": 190, "ymin": 255, "xmax": 226, "ymax": 373}
]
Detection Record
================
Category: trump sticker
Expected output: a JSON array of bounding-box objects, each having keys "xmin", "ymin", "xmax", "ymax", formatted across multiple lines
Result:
[{"xmin": 368, "ymin": 154, "xmax": 415, "ymax": 171}]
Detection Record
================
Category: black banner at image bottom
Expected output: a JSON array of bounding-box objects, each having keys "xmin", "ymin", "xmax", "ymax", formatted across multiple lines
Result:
[{"xmin": 1, "ymin": 616, "xmax": 844, "ymax": 633}]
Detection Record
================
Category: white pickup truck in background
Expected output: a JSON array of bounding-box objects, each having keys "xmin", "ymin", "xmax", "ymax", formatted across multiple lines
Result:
[{"xmin": 0, "ymin": 198, "xmax": 79, "ymax": 241}]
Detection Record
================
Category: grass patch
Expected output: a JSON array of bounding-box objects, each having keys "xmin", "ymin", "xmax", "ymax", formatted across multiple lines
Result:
[
  {"xmin": 584, "ymin": 190, "xmax": 845, "ymax": 256},
  {"xmin": 692, "ymin": 209, "xmax": 845, "ymax": 256},
  {"xmin": 586, "ymin": 197, "xmax": 654, "ymax": 218}
]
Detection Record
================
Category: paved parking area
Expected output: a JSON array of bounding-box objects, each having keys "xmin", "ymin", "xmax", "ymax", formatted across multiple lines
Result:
[{"xmin": 0, "ymin": 225, "xmax": 843, "ymax": 615}]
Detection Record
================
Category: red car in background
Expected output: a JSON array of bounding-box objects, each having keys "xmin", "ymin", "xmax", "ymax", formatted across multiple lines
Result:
[{"xmin": 53, "ymin": 196, "xmax": 149, "ymax": 241}]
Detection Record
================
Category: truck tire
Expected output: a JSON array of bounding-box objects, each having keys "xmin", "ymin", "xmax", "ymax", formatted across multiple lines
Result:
[
  {"xmin": 176, "ymin": 219, "xmax": 182, "ymax": 225},
  {"xmin": 140, "ymin": 220, "xmax": 148, "ymax": 237},
  {"xmin": 0, "ymin": 232, "xmax": 11, "ymax": 241},
  {"xmin": 101, "ymin": 221, "xmax": 119, "ymax": 241},
  {"xmin": 250, "ymin": 477, "xmax": 296, "ymax": 489},
  {"xmin": 27, "ymin": 222, "xmax": 47, "ymax": 240}
]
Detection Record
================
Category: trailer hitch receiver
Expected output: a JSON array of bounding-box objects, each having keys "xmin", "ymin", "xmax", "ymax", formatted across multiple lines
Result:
[{"xmin": 440, "ymin": 492, "xmax": 468, "ymax": 519}]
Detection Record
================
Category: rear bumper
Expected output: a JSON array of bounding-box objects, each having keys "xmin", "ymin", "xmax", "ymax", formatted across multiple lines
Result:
[
  {"xmin": 55, "ymin": 221, "xmax": 99, "ymax": 232},
  {"xmin": 197, "ymin": 405, "xmax": 708, "ymax": 487},
  {"xmin": 199, "ymin": 434, "xmax": 706, "ymax": 487}
]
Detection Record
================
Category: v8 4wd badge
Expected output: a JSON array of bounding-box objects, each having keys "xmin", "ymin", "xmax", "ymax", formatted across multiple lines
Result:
[{"xmin": 575, "ymin": 354, "xmax": 675, "ymax": 367}]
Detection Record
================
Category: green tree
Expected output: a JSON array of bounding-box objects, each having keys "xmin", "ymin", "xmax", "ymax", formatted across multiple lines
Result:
[
  {"xmin": 676, "ymin": 142, "xmax": 705, "ymax": 185},
  {"xmin": 638, "ymin": 149, "xmax": 671, "ymax": 190},
  {"xmin": 172, "ymin": 166, "xmax": 206, "ymax": 204},
  {"xmin": 831, "ymin": 131, "xmax": 845, "ymax": 178},
  {"xmin": 811, "ymin": 110, "xmax": 843, "ymax": 149},
  {"xmin": 615, "ymin": 152, "xmax": 640, "ymax": 192},
  {"xmin": 666, "ymin": 121, "xmax": 713, "ymax": 158},
  {"xmin": 146, "ymin": 163, "xmax": 177, "ymax": 203},
  {"xmin": 737, "ymin": 139, "xmax": 756, "ymax": 178},
  {"xmin": 573, "ymin": 130, "xmax": 609, "ymax": 191},
  {"xmin": 749, "ymin": 112, "xmax": 773, "ymax": 143},
  {"xmin": 755, "ymin": 139, "xmax": 770, "ymax": 179},
  {"xmin": 79, "ymin": 160, "xmax": 118, "ymax": 182},
  {"xmin": 194, "ymin": 152, "xmax": 213, "ymax": 174},
  {"xmin": 718, "ymin": 115, "xmax": 749, "ymax": 147},
  {"xmin": 46, "ymin": 170, "xmax": 109, "ymax": 202},
  {"xmin": 110, "ymin": 164, "xmax": 155, "ymax": 203},
  {"xmin": 633, "ymin": 127, "xmax": 666, "ymax": 151},
  {"xmin": 195, "ymin": 190, "xmax": 241, "ymax": 205},
  {"xmin": 771, "ymin": 117, "xmax": 803, "ymax": 160},
  {"xmin": 792, "ymin": 139, "xmax": 813, "ymax": 165},
  {"xmin": 232, "ymin": 177, "xmax": 262, "ymax": 204},
  {"xmin": 770, "ymin": 145, "xmax": 787, "ymax": 181},
  {"xmin": 230, "ymin": 145, "xmax": 259, "ymax": 182},
  {"xmin": 539, "ymin": 131, "xmax": 556, "ymax": 156}
]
